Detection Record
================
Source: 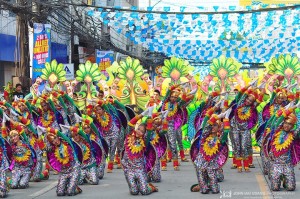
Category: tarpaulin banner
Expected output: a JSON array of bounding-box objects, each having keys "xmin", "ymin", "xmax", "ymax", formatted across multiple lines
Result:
[
  {"xmin": 96, "ymin": 50, "xmax": 114, "ymax": 71},
  {"xmin": 32, "ymin": 23, "xmax": 51, "ymax": 81}
]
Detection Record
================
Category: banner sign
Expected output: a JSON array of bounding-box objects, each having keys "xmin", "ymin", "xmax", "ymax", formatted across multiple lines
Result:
[
  {"xmin": 63, "ymin": 64, "xmax": 74, "ymax": 80},
  {"xmin": 96, "ymin": 50, "xmax": 114, "ymax": 71},
  {"xmin": 78, "ymin": 46, "xmax": 87, "ymax": 63},
  {"xmin": 32, "ymin": 23, "xmax": 51, "ymax": 81}
]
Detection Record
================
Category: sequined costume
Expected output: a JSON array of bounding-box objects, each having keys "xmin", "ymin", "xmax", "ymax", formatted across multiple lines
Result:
[
  {"xmin": 30, "ymin": 135, "xmax": 45, "ymax": 181},
  {"xmin": 37, "ymin": 106, "xmax": 61, "ymax": 130},
  {"xmin": 122, "ymin": 115, "xmax": 158, "ymax": 195},
  {"xmin": 147, "ymin": 114, "xmax": 168, "ymax": 183},
  {"xmin": 63, "ymin": 94, "xmax": 80, "ymax": 126},
  {"xmin": 89, "ymin": 100, "xmax": 120, "ymax": 173},
  {"xmin": 268, "ymin": 129, "xmax": 297, "ymax": 191},
  {"xmin": 35, "ymin": 94, "xmax": 66, "ymax": 131},
  {"xmin": 189, "ymin": 91, "xmax": 220, "ymax": 139},
  {"xmin": 10, "ymin": 99, "xmax": 37, "ymax": 129},
  {"xmin": 10, "ymin": 140, "xmax": 34, "ymax": 189},
  {"xmin": 229, "ymin": 88, "xmax": 260, "ymax": 171},
  {"xmin": 263, "ymin": 108, "xmax": 300, "ymax": 191},
  {"xmin": 105, "ymin": 99, "xmax": 129, "ymax": 169},
  {"xmin": 257, "ymin": 88, "xmax": 288, "ymax": 175},
  {"xmin": 14, "ymin": 114, "xmax": 49, "ymax": 182},
  {"xmin": 0, "ymin": 135, "xmax": 10, "ymax": 198},
  {"xmin": 45, "ymin": 128, "xmax": 82, "ymax": 196},
  {"xmin": 70, "ymin": 128, "xmax": 99, "ymax": 185},
  {"xmin": 80, "ymin": 117, "xmax": 108, "ymax": 179},
  {"xmin": 160, "ymin": 85, "xmax": 193, "ymax": 170},
  {"xmin": 191, "ymin": 112, "xmax": 230, "ymax": 194}
]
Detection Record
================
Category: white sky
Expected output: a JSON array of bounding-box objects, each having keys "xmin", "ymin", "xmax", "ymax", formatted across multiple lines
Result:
[{"xmin": 139, "ymin": 0, "xmax": 240, "ymax": 8}]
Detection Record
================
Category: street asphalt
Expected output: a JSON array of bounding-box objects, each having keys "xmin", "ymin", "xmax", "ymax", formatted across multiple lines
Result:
[{"xmin": 8, "ymin": 155, "xmax": 300, "ymax": 199}]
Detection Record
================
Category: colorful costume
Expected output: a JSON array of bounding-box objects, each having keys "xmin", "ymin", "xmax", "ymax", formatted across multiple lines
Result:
[
  {"xmin": 263, "ymin": 109, "xmax": 300, "ymax": 191},
  {"xmin": 190, "ymin": 111, "xmax": 229, "ymax": 194},
  {"xmin": 122, "ymin": 115, "xmax": 157, "ymax": 195},
  {"xmin": 26, "ymin": 130, "xmax": 47, "ymax": 182},
  {"xmin": 35, "ymin": 95, "xmax": 63, "ymax": 130},
  {"xmin": 80, "ymin": 118, "xmax": 108, "ymax": 179},
  {"xmin": 68, "ymin": 126, "xmax": 100, "ymax": 185},
  {"xmin": 147, "ymin": 114, "xmax": 168, "ymax": 182},
  {"xmin": 9, "ymin": 129, "xmax": 35, "ymax": 189},
  {"xmin": 89, "ymin": 100, "xmax": 120, "ymax": 173},
  {"xmin": 105, "ymin": 98, "xmax": 129, "ymax": 169},
  {"xmin": 160, "ymin": 85, "xmax": 192, "ymax": 170},
  {"xmin": 229, "ymin": 87, "xmax": 261, "ymax": 172},
  {"xmin": 45, "ymin": 127, "xmax": 82, "ymax": 196},
  {"xmin": 0, "ymin": 135, "xmax": 10, "ymax": 198},
  {"xmin": 256, "ymin": 88, "xmax": 288, "ymax": 175}
]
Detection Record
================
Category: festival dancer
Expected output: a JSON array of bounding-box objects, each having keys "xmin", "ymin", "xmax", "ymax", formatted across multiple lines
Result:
[
  {"xmin": 9, "ymin": 98, "xmax": 37, "ymax": 128},
  {"xmin": 191, "ymin": 91, "xmax": 220, "ymax": 136},
  {"xmin": 8, "ymin": 128, "xmax": 35, "ymax": 189},
  {"xmin": 74, "ymin": 114, "xmax": 108, "ymax": 179},
  {"xmin": 7, "ymin": 108, "xmax": 49, "ymax": 183},
  {"xmin": 33, "ymin": 94, "xmax": 67, "ymax": 174},
  {"xmin": 257, "ymin": 86, "xmax": 289, "ymax": 175},
  {"xmin": 0, "ymin": 133, "xmax": 10, "ymax": 198},
  {"xmin": 264, "ymin": 104, "xmax": 300, "ymax": 191},
  {"xmin": 34, "ymin": 94, "xmax": 63, "ymax": 130},
  {"xmin": 57, "ymin": 91, "xmax": 81, "ymax": 126},
  {"xmin": 88, "ymin": 100, "xmax": 120, "ymax": 173},
  {"xmin": 147, "ymin": 112, "xmax": 168, "ymax": 182},
  {"xmin": 190, "ymin": 107, "xmax": 231, "ymax": 194},
  {"xmin": 160, "ymin": 85, "xmax": 195, "ymax": 170},
  {"xmin": 64, "ymin": 125, "xmax": 99, "ymax": 185},
  {"xmin": 53, "ymin": 98, "xmax": 70, "ymax": 126},
  {"xmin": 122, "ymin": 110, "xmax": 158, "ymax": 195},
  {"xmin": 229, "ymin": 80, "xmax": 263, "ymax": 172},
  {"xmin": 22, "ymin": 122, "xmax": 48, "ymax": 182},
  {"xmin": 41, "ymin": 126, "xmax": 82, "ymax": 196},
  {"xmin": 105, "ymin": 97, "xmax": 129, "ymax": 170}
]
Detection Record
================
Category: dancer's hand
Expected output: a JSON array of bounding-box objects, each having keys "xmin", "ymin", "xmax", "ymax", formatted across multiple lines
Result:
[
  {"xmin": 225, "ymin": 108, "xmax": 232, "ymax": 119},
  {"xmin": 249, "ymin": 78, "xmax": 258, "ymax": 87},
  {"xmin": 287, "ymin": 83, "xmax": 298, "ymax": 90},
  {"xmin": 217, "ymin": 112, "xmax": 226, "ymax": 119},
  {"xmin": 215, "ymin": 99, "xmax": 224, "ymax": 109},
  {"xmin": 188, "ymin": 88, "xmax": 198, "ymax": 95},
  {"xmin": 161, "ymin": 110, "xmax": 169, "ymax": 119},
  {"xmin": 3, "ymin": 113, "xmax": 10, "ymax": 122},
  {"xmin": 293, "ymin": 101, "xmax": 300, "ymax": 109},
  {"xmin": 141, "ymin": 108, "xmax": 149, "ymax": 116},
  {"xmin": 258, "ymin": 82, "xmax": 266, "ymax": 89},
  {"xmin": 284, "ymin": 101, "xmax": 294, "ymax": 109},
  {"xmin": 10, "ymin": 109, "xmax": 19, "ymax": 117}
]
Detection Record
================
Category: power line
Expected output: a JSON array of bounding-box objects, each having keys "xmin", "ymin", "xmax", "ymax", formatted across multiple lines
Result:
[{"xmin": 31, "ymin": 1, "xmax": 300, "ymax": 14}]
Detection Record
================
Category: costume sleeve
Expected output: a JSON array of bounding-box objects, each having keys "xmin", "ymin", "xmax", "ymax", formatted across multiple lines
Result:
[
  {"xmin": 178, "ymin": 93, "xmax": 194, "ymax": 107},
  {"xmin": 160, "ymin": 120, "xmax": 169, "ymax": 136},
  {"xmin": 236, "ymin": 87, "xmax": 248, "ymax": 104},
  {"xmin": 273, "ymin": 108, "xmax": 295, "ymax": 129},
  {"xmin": 128, "ymin": 114, "xmax": 143, "ymax": 128},
  {"xmin": 200, "ymin": 107, "xmax": 216, "ymax": 129},
  {"xmin": 18, "ymin": 116, "xmax": 37, "ymax": 136},
  {"xmin": 221, "ymin": 118, "xmax": 230, "ymax": 144},
  {"xmin": 25, "ymin": 101, "xmax": 34, "ymax": 114},
  {"xmin": 78, "ymin": 130, "xmax": 90, "ymax": 142},
  {"xmin": 48, "ymin": 99, "xmax": 57, "ymax": 113},
  {"xmin": 1, "ymin": 126, "xmax": 8, "ymax": 139}
]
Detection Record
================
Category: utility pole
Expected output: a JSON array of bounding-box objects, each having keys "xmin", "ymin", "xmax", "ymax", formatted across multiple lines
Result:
[{"xmin": 15, "ymin": 0, "xmax": 30, "ymax": 88}]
